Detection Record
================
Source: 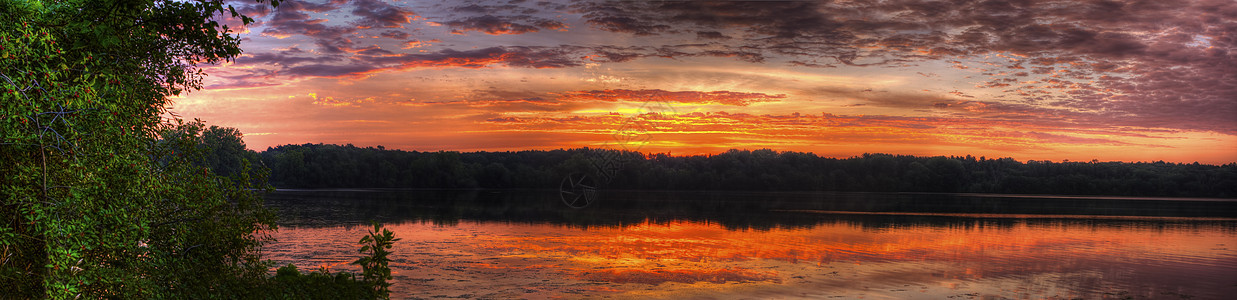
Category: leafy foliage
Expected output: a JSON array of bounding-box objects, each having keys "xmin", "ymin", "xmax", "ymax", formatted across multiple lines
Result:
[
  {"xmin": 256, "ymin": 264, "xmax": 376, "ymax": 300},
  {"xmin": 3, "ymin": 1, "xmax": 399, "ymax": 298},
  {"xmin": 353, "ymin": 222, "xmax": 401, "ymax": 299},
  {"xmin": 0, "ymin": 0, "xmax": 286, "ymax": 298},
  {"xmin": 262, "ymin": 145, "xmax": 1237, "ymax": 198},
  {"xmin": 199, "ymin": 125, "xmax": 265, "ymax": 184}
]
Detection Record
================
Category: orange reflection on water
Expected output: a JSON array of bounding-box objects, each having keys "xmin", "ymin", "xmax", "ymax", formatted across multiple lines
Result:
[
  {"xmin": 268, "ymin": 218, "xmax": 1237, "ymax": 299},
  {"xmin": 578, "ymin": 268, "xmax": 780, "ymax": 285}
]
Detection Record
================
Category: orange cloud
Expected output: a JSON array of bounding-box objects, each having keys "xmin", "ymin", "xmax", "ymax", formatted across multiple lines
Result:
[{"xmin": 557, "ymin": 89, "xmax": 785, "ymax": 106}]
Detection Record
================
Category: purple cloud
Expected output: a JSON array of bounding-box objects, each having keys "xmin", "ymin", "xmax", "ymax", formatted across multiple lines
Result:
[
  {"xmin": 443, "ymin": 15, "xmax": 566, "ymax": 35},
  {"xmin": 565, "ymin": 0, "xmax": 1237, "ymax": 134},
  {"xmin": 350, "ymin": 0, "xmax": 418, "ymax": 29}
]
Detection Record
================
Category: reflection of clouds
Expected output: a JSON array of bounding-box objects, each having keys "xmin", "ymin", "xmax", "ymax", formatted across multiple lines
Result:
[
  {"xmin": 268, "ymin": 218, "xmax": 1237, "ymax": 299},
  {"xmin": 475, "ymin": 219, "xmax": 1233, "ymax": 283},
  {"xmin": 577, "ymin": 268, "xmax": 779, "ymax": 285}
]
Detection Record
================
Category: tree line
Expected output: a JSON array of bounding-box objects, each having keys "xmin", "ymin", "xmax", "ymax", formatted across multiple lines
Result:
[{"xmin": 260, "ymin": 144, "xmax": 1237, "ymax": 198}]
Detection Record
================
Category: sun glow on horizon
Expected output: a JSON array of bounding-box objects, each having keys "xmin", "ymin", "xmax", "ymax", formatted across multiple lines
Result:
[{"xmin": 177, "ymin": 0, "xmax": 1237, "ymax": 164}]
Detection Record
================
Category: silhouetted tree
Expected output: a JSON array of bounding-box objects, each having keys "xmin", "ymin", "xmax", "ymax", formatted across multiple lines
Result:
[{"xmin": 258, "ymin": 145, "xmax": 1237, "ymax": 198}]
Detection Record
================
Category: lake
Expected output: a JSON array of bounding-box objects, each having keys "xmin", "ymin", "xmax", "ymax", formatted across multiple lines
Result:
[{"xmin": 263, "ymin": 190, "xmax": 1237, "ymax": 299}]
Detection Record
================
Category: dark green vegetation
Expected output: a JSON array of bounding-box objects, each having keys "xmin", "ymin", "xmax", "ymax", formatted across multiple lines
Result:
[
  {"xmin": 1, "ymin": 1, "xmax": 392, "ymax": 299},
  {"xmin": 262, "ymin": 144, "xmax": 1237, "ymax": 198},
  {"xmin": 354, "ymin": 222, "xmax": 401, "ymax": 299},
  {"xmin": 238, "ymin": 224, "xmax": 399, "ymax": 300}
]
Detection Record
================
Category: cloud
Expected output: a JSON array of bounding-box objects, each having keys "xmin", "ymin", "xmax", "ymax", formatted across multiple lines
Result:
[
  {"xmin": 223, "ymin": 0, "xmax": 1236, "ymax": 138},
  {"xmin": 1024, "ymin": 132, "xmax": 1138, "ymax": 146},
  {"xmin": 352, "ymin": 45, "xmax": 394, "ymax": 56},
  {"xmin": 696, "ymin": 31, "xmax": 729, "ymax": 40},
  {"xmin": 378, "ymin": 30, "xmax": 410, "ymax": 39},
  {"xmin": 444, "ymin": 15, "xmax": 566, "ymax": 35},
  {"xmin": 232, "ymin": 2, "xmax": 273, "ymax": 18},
  {"xmin": 468, "ymin": 88, "xmax": 549, "ymax": 102},
  {"xmin": 573, "ymin": 44, "xmax": 765, "ymax": 63},
  {"xmin": 260, "ymin": 0, "xmax": 416, "ymax": 54},
  {"xmin": 234, "ymin": 50, "xmax": 340, "ymax": 66},
  {"xmin": 300, "ymin": 0, "xmax": 348, "ymax": 13},
  {"xmin": 452, "ymin": 3, "xmax": 539, "ymax": 15},
  {"xmin": 350, "ymin": 0, "xmax": 418, "ymax": 29},
  {"xmin": 204, "ymin": 80, "xmax": 280, "ymax": 90},
  {"xmin": 402, "ymin": 88, "xmax": 784, "ymax": 110},
  {"xmin": 572, "ymin": 1, "xmax": 850, "ymax": 62},
  {"xmin": 261, "ymin": 0, "xmax": 357, "ymax": 53},
  {"xmin": 312, "ymin": 36, "xmax": 357, "ymax": 54},
  {"xmin": 400, "ymin": 39, "xmax": 436, "ymax": 49},
  {"xmin": 478, "ymin": 109, "xmax": 1165, "ymax": 152},
  {"xmin": 435, "ymin": 2, "xmax": 566, "ymax": 35},
  {"xmin": 308, "ymin": 93, "xmax": 374, "ymax": 107},
  {"xmin": 569, "ymin": 0, "xmax": 1236, "ymax": 134},
  {"xmin": 285, "ymin": 63, "xmax": 380, "ymax": 78},
  {"xmin": 583, "ymin": 15, "xmax": 670, "ymax": 36},
  {"xmin": 279, "ymin": 46, "xmax": 582, "ymax": 78},
  {"xmin": 573, "ymin": 2, "xmax": 678, "ymax": 35},
  {"xmin": 557, "ymin": 89, "xmax": 785, "ymax": 106},
  {"xmin": 366, "ymin": 46, "xmax": 581, "ymax": 69}
]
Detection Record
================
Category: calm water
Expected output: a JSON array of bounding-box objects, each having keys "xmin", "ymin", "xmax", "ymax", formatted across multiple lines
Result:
[{"xmin": 263, "ymin": 190, "xmax": 1237, "ymax": 299}]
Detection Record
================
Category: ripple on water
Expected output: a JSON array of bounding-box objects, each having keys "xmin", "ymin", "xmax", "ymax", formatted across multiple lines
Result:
[{"xmin": 266, "ymin": 218, "xmax": 1237, "ymax": 299}]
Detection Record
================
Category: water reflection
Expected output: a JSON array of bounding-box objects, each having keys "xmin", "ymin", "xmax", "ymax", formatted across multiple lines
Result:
[
  {"xmin": 266, "ymin": 189, "xmax": 1237, "ymax": 229},
  {"xmin": 264, "ymin": 190, "xmax": 1237, "ymax": 299}
]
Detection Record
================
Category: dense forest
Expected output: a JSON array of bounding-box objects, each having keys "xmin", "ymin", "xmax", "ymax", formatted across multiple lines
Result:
[{"xmin": 260, "ymin": 143, "xmax": 1237, "ymax": 198}]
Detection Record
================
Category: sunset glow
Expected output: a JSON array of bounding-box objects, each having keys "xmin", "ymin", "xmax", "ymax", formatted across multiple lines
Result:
[
  {"xmin": 178, "ymin": 0, "xmax": 1237, "ymax": 163},
  {"xmin": 267, "ymin": 218, "xmax": 1237, "ymax": 299}
]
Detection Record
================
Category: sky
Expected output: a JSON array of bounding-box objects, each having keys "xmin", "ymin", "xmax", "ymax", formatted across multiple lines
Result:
[{"xmin": 174, "ymin": 0, "xmax": 1237, "ymax": 164}]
